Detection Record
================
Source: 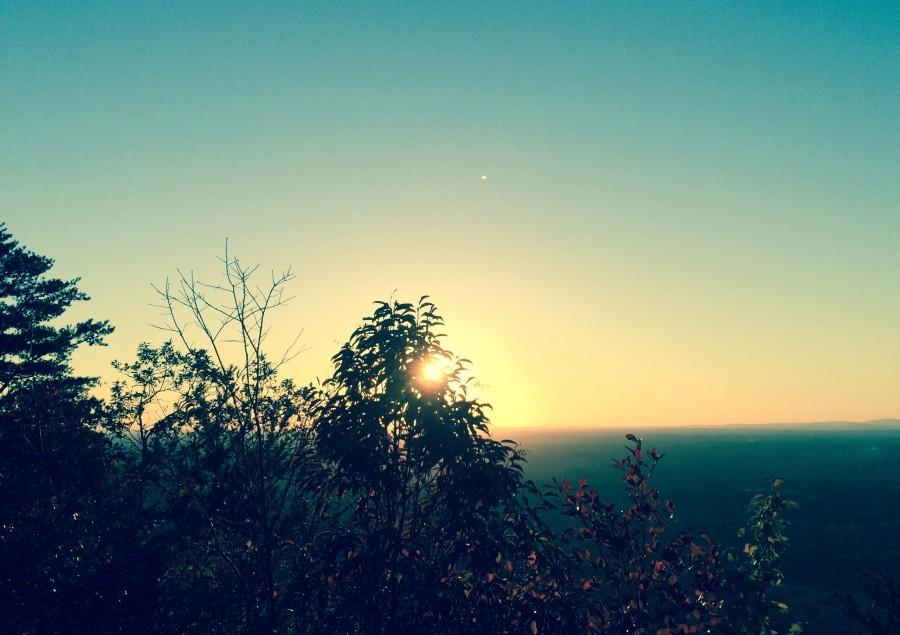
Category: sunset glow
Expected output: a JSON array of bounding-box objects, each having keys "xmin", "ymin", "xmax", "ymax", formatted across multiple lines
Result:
[
  {"xmin": 4, "ymin": 5, "xmax": 900, "ymax": 633},
  {"xmin": 3, "ymin": 3, "xmax": 898, "ymax": 430}
]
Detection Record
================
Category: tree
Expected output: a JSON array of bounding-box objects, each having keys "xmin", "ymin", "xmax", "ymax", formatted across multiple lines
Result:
[
  {"xmin": 110, "ymin": 252, "xmax": 331, "ymax": 633},
  {"xmin": 0, "ymin": 225, "xmax": 111, "ymax": 397},
  {"xmin": 718, "ymin": 478, "xmax": 802, "ymax": 635},
  {"xmin": 313, "ymin": 297, "xmax": 527, "ymax": 633},
  {"xmin": 0, "ymin": 224, "xmax": 128, "ymax": 633}
]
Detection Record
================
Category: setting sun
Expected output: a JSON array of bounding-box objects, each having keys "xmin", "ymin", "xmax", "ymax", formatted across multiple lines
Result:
[{"xmin": 417, "ymin": 356, "xmax": 452, "ymax": 386}]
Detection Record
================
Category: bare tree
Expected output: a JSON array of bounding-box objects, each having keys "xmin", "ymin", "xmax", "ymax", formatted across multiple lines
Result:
[{"xmin": 111, "ymin": 248, "xmax": 331, "ymax": 633}]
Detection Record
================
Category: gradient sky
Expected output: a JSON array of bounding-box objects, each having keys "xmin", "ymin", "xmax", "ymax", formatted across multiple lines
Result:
[{"xmin": 2, "ymin": 2, "xmax": 899, "ymax": 428}]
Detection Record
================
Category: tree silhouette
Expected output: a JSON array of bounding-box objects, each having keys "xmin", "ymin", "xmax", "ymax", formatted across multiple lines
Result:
[
  {"xmin": 0, "ymin": 224, "xmax": 125, "ymax": 633},
  {"xmin": 110, "ymin": 252, "xmax": 330, "ymax": 633},
  {"xmin": 0, "ymin": 225, "xmax": 111, "ymax": 396},
  {"xmin": 313, "ymin": 297, "xmax": 526, "ymax": 633}
]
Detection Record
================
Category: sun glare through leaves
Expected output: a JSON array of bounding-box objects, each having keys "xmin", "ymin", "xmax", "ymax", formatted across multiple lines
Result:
[{"xmin": 415, "ymin": 355, "xmax": 454, "ymax": 391}]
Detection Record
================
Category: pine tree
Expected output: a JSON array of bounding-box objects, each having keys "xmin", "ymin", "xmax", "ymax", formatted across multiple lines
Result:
[{"xmin": 0, "ymin": 224, "xmax": 123, "ymax": 633}]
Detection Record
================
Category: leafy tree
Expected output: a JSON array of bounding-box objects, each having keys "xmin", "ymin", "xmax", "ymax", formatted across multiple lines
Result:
[
  {"xmin": 313, "ymin": 297, "xmax": 527, "ymax": 633},
  {"xmin": 719, "ymin": 478, "xmax": 801, "ymax": 635}
]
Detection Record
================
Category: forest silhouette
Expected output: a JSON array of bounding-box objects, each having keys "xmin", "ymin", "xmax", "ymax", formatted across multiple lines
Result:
[{"xmin": 0, "ymin": 224, "xmax": 895, "ymax": 634}]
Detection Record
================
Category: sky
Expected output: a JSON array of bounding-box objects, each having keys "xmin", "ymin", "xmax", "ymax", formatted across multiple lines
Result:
[{"xmin": 2, "ymin": 2, "xmax": 899, "ymax": 429}]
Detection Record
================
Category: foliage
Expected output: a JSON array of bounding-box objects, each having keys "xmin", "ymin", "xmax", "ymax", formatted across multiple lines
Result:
[
  {"xmin": 0, "ymin": 224, "xmax": 131, "ymax": 633},
  {"xmin": 0, "ymin": 225, "xmax": 112, "ymax": 395},
  {"xmin": 109, "ymin": 254, "xmax": 331, "ymax": 633},
  {"xmin": 312, "ymin": 297, "xmax": 527, "ymax": 633},
  {"xmin": 550, "ymin": 436, "xmax": 722, "ymax": 634},
  {"xmin": 0, "ymin": 228, "xmax": 842, "ymax": 634},
  {"xmin": 718, "ymin": 478, "xmax": 802, "ymax": 635}
]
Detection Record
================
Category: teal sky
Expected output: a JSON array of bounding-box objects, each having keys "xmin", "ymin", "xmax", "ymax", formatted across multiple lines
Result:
[{"xmin": 2, "ymin": 2, "xmax": 899, "ymax": 428}]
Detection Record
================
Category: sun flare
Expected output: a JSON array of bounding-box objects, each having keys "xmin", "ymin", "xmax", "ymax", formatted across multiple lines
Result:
[
  {"xmin": 422, "ymin": 360, "xmax": 445, "ymax": 382},
  {"xmin": 417, "ymin": 356, "xmax": 452, "ymax": 387}
]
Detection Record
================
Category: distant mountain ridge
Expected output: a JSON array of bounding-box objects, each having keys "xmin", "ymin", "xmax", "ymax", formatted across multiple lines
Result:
[
  {"xmin": 498, "ymin": 418, "xmax": 900, "ymax": 437},
  {"xmin": 710, "ymin": 418, "xmax": 900, "ymax": 430}
]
